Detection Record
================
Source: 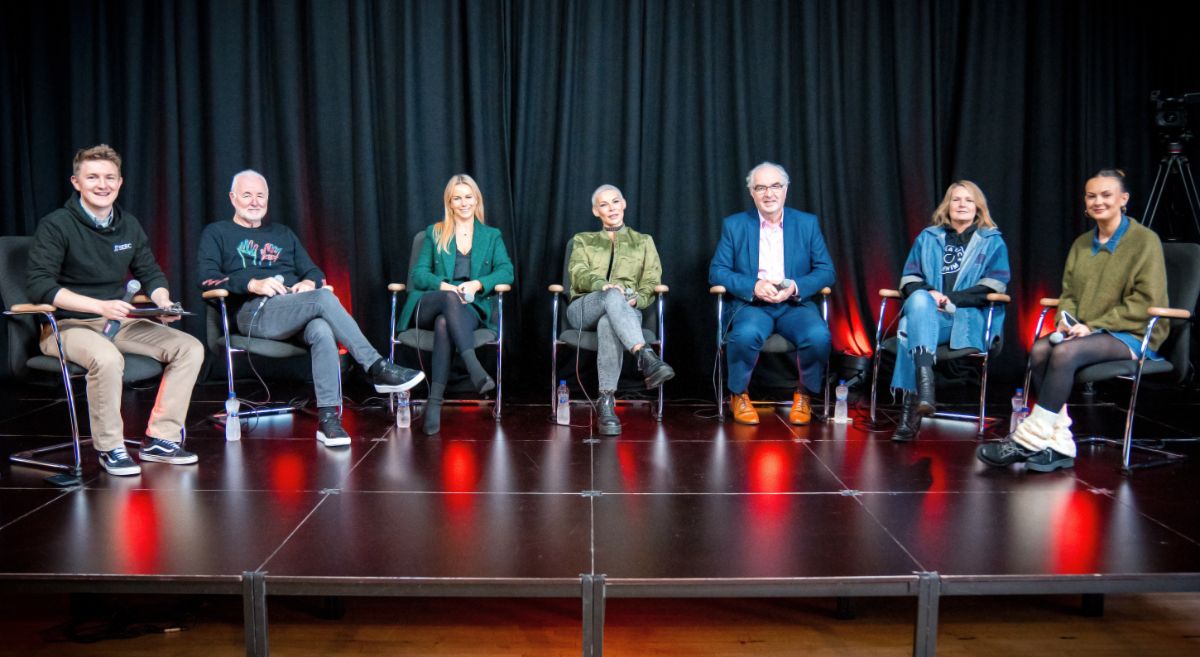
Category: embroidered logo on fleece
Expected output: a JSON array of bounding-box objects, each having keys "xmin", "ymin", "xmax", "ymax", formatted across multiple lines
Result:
[
  {"xmin": 113, "ymin": 243, "xmax": 132, "ymax": 252},
  {"xmin": 236, "ymin": 240, "xmax": 283, "ymax": 268}
]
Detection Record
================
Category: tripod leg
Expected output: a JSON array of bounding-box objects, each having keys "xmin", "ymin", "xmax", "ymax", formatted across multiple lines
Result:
[{"xmin": 1176, "ymin": 156, "xmax": 1200, "ymax": 237}]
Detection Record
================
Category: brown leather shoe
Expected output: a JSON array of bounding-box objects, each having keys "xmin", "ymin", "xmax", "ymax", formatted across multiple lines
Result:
[
  {"xmin": 788, "ymin": 390, "xmax": 812, "ymax": 425},
  {"xmin": 729, "ymin": 392, "xmax": 760, "ymax": 425}
]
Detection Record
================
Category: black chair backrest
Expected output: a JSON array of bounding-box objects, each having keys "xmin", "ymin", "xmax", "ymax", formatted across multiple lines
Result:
[
  {"xmin": 1160, "ymin": 242, "xmax": 1200, "ymax": 383},
  {"xmin": 0, "ymin": 236, "xmax": 40, "ymax": 379},
  {"xmin": 559, "ymin": 238, "xmax": 658, "ymax": 334},
  {"xmin": 404, "ymin": 229, "xmax": 500, "ymax": 333}
]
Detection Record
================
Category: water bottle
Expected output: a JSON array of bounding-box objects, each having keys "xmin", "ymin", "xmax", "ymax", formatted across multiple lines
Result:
[
  {"xmin": 224, "ymin": 393, "xmax": 241, "ymax": 441},
  {"xmin": 556, "ymin": 380, "xmax": 571, "ymax": 426},
  {"xmin": 1010, "ymin": 388, "xmax": 1025, "ymax": 435},
  {"xmin": 833, "ymin": 380, "xmax": 850, "ymax": 424},
  {"xmin": 395, "ymin": 390, "xmax": 411, "ymax": 428}
]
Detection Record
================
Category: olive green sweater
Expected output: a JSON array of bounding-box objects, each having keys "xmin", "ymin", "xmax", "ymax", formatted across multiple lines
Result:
[{"xmin": 1058, "ymin": 218, "xmax": 1169, "ymax": 351}]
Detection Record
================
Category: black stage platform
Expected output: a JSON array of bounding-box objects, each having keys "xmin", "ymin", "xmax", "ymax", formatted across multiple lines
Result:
[{"xmin": 1, "ymin": 381, "xmax": 1198, "ymax": 656}]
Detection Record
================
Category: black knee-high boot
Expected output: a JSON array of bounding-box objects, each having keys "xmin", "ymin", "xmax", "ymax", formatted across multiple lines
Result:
[{"xmin": 423, "ymin": 382, "xmax": 445, "ymax": 435}]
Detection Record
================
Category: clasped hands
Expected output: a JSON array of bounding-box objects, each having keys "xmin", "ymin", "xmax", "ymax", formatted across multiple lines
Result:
[
  {"xmin": 248, "ymin": 277, "xmax": 317, "ymax": 297},
  {"xmin": 753, "ymin": 279, "xmax": 796, "ymax": 303},
  {"xmin": 601, "ymin": 283, "xmax": 637, "ymax": 306},
  {"xmin": 440, "ymin": 280, "xmax": 484, "ymax": 303},
  {"xmin": 96, "ymin": 288, "xmax": 183, "ymax": 323}
]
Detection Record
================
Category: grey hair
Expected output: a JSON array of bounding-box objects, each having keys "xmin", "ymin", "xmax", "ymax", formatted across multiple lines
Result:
[
  {"xmin": 230, "ymin": 169, "xmax": 269, "ymax": 194},
  {"xmin": 745, "ymin": 162, "xmax": 790, "ymax": 190},
  {"xmin": 591, "ymin": 184, "xmax": 623, "ymax": 207}
]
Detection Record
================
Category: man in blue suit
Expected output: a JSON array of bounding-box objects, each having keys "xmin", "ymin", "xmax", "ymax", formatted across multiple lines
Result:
[{"xmin": 709, "ymin": 162, "xmax": 836, "ymax": 425}]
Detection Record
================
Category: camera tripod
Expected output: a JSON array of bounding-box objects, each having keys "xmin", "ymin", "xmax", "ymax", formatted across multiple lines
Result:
[{"xmin": 1143, "ymin": 142, "xmax": 1200, "ymax": 237}]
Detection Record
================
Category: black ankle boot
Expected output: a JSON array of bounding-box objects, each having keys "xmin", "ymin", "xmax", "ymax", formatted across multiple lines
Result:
[
  {"xmin": 637, "ymin": 348, "xmax": 675, "ymax": 389},
  {"xmin": 891, "ymin": 393, "xmax": 922, "ymax": 442},
  {"xmin": 914, "ymin": 353, "xmax": 936, "ymax": 416},
  {"xmin": 597, "ymin": 391, "xmax": 621, "ymax": 436},
  {"xmin": 423, "ymin": 383, "xmax": 445, "ymax": 435}
]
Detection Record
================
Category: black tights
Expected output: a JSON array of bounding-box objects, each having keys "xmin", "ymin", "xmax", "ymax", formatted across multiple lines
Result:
[
  {"xmin": 416, "ymin": 291, "xmax": 483, "ymax": 387},
  {"xmin": 1027, "ymin": 333, "xmax": 1132, "ymax": 411}
]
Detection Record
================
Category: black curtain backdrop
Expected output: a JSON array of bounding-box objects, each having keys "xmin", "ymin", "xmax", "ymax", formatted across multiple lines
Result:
[{"xmin": 3, "ymin": 0, "xmax": 1198, "ymax": 400}]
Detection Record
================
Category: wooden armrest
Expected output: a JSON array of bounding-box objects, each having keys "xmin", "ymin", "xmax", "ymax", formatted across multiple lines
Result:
[
  {"xmin": 202, "ymin": 289, "xmax": 229, "ymax": 299},
  {"xmin": 548, "ymin": 284, "xmax": 564, "ymax": 293},
  {"xmin": 132, "ymin": 294, "xmax": 152, "ymax": 304},
  {"xmin": 1149, "ymin": 307, "xmax": 1192, "ymax": 320},
  {"xmin": 387, "ymin": 283, "xmax": 405, "ymax": 292},
  {"xmin": 7, "ymin": 303, "xmax": 56, "ymax": 314},
  {"xmin": 1040, "ymin": 298, "xmax": 1060, "ymax": 307},
  {"xmin": 879, "ymin": 289, "xmax": 901, "ymax": 299},
  {"xmin": 986, "ymin": 293, "xmax": 1011, "ymax": 304},
  {"xmin": 494, "ymin": 284, "xmax": 512, "ymax": 293},
  {"xmin": 709, "ymin": 285, "xmax": 726, "ymax": 295},
  {"xmin": 819, "ymin": 287, "xmax": 831, "ymax": 296},
  {"xmin": 654, "ymin": 285, "xmax": 669, "ymax": 294}
]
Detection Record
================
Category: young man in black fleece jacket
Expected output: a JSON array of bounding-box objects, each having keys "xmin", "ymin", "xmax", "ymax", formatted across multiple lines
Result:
[
  {"xmin": 25, "ymin": 145, "xmax": 203, "ymax": 476},
  {"xmin": 196, "ymin": 170, "xmax": 423, "ymax": 447}
]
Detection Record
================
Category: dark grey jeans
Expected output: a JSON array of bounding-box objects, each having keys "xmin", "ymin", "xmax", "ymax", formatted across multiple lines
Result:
[
  {"xmin": 237, "ymin": 287, "xmax": 382, "ymax": 407},
  {"xmin": 566, "ymin": 288, "xmax": 646, "ymax": 391}
]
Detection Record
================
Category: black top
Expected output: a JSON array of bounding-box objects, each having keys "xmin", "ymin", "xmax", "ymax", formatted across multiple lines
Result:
[
  {"xmin": 26, "ymin": 194, "xmax": 169, "ymax": 319},
  {"xmin": 901, "ymin": 225, "xmax": 990, "ymax": 307},
  {"xmin": 452, "ymin": 249, "xmax": 471, "ymax": 282},
  {"xmin": 197, "ymin": 220, "xmax": 326, "ymax": 315}
]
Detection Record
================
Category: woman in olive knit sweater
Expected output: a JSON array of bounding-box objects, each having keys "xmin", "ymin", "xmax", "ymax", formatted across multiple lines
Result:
[{"xmin": 978, "ymin": 169, "xmax": 1169, "ymax": 472}]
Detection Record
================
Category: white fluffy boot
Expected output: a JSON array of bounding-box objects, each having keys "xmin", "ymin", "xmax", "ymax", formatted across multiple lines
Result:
[
  {"xmin": 1051, "ymin": 405, "xmax": 1077, "ymax": 458},
  {"xmin": 1012, "ymin": 404, "xmax": 1061, "ymax": 454}
]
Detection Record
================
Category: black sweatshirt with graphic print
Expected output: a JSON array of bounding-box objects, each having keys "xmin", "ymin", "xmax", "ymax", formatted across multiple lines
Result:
[{"xmin": 196, "ymin": 220, "xmax": 326, "ymax": 316}]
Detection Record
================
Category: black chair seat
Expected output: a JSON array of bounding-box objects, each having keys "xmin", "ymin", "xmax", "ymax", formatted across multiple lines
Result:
[
  {"xmin": 397, "ymin": 327, "xmax": 497, "ymax": 352},
  {"xmin": 879, "ymin": 336, "xmax": 986, "ymax": 360},
  {"xmin": 27, "ymin": 353, "xmax": 164, "ymax": 382},
  {"xmin": 761, "ymin": 334, "xmax": 797, "ymax": 353},
  {"xmin": 221, "ymin": 335, "xmax": 310, "ymax": 359},
  {"xmin": 560, "ymin": 328, "xmax": 656, "ymax": 352},
  {"xmin": 1076, "ymin": 358, "xmax": 1174, "ymax": 384}
]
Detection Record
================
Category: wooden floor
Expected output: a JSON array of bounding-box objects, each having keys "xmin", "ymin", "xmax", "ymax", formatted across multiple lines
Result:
[{"xmin": 1, "ymin": 592, "xmax": 1198, "ymax": 656}]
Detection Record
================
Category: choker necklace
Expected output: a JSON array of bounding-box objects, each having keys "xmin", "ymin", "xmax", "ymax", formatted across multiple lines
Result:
[{"xmin": 603, "ymin": 224, "xmax": 624, "ymax": 232}]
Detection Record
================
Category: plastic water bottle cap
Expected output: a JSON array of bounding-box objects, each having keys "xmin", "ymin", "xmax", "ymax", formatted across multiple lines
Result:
[
  {"xmin": 559, "ymin": 379, "xmax": 566, "ymax": 385},
  {"xmin": 839, "ymin": 380, "xmax": 846, "ymax": 385},
  {"xmin": 1016, "ymin": 388, "xmax": 1023, "ymax": 394}
]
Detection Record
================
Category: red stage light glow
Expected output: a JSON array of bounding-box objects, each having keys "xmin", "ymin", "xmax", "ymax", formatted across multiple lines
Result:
[
  {"xmin": 1051, "ymin": 489, "xmax": 1101, "ymax": 574},
  {"xmin": 118, "ymin": 490, "xmax": 160, "ymax": 574}
]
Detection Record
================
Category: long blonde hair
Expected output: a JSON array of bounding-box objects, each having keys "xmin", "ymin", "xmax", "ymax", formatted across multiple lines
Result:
[
  {"xmin": 931, "ymin": 180, "xmax": 996, "ymax": 229},
  {"xmin": 433, "ymin": 174, "xmax": 486, "ymax": 253}
]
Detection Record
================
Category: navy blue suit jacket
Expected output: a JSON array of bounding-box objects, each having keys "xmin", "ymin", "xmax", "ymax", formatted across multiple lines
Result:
[{"xmin": 708, "ymin": 208, "xmax": 836, "ymax": 305}]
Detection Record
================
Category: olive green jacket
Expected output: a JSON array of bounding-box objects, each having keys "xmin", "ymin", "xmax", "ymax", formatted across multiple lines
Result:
[{"xmin": 568, "ymin": 227, "xmax": 662, "ymax": 310}]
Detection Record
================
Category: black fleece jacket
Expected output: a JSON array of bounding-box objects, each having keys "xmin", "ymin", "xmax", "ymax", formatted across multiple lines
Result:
[{"xmin": 25, "ymin": 194, "xmax": 169, "ymax": 320}]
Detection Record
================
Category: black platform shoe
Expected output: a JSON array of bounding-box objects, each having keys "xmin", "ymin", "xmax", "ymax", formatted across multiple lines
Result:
[{"xmin": 597, "ymin": 391, "xmax": 621, "ymax": 436}]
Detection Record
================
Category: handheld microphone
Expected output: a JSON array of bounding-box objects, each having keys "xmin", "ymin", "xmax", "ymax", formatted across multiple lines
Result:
[
  {"xmin": 272, "ymin": 274, "xmax": 287, "ymax": 293},
  {"xmin": 941, "ymin": 300, "xmax": 956, "ymax": 313},
  {"xmin": 462, "ymin": 289, "xmax": 475, "ymax": 303},
  {"xmin": 103, "ymin": 280, "xmax": 141, "ymax": 340},
  {"xmin": 1049, "ymin": 310, "xmax": 1078, "ymax": 345}
]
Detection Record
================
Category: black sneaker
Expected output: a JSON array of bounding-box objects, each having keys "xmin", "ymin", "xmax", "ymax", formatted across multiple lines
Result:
[
  {"xmin": 369, "ymin": 359, "xmax": 426, "ymax": 393},
  {"xmin": 976, "ymin": 439, "xmax": 1074, "ymax": 472},
  {"xmin": 316, "ymin": 408, "xmax": 352, "ymax": 447},
  {"xmin": 139, "ymin": 438, "xmax": 199, "ymax": 465},
  {"xmin": 99, "ymin": 447, "xmax": 142, "ymax": 476}
]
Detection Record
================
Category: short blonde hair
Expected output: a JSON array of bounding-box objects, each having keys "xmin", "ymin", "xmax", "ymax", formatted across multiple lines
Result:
[{"xmin": 72, "ymin": 144, "xmax": 122, "ymax": 176}]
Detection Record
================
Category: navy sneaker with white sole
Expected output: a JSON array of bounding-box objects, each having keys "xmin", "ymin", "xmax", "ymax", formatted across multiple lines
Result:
[
  {"xmin": 99, "ymin": 447, "xmax": 142, "ymax": 476},
  {"xmin": 139, "ymin": 438, "xmax": 199, "ymax": 465}
]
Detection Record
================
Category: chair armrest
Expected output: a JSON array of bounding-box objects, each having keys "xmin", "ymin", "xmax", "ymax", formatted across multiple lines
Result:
[
  {"xmin": 654, "ymin": 285, "xmax": 669, "ymax": 294},
  {"xmin": 548, "ymin": 284, "xmax": 564, "ymax": 293},
  {"xmin": 132, "ymin": 294, "xmax": 153, "ymax": 304},
  {"xmin": 6, "ymin": 303, "xmax": 56, "ymax": 314},
  {"xmin": 986, "ymin": 293, "xmax": 1011, "ymax": 304},
  {"xmin": 1040, "ymin": 298, "xmax": 1059, "ymax": 307},
  {"xmin": 202, "ymin": 289, "xmax": 230, "ymax": 299},
  {"xmin": 709, "ymin": 285, "xmax": 726, "ymax": 295},
  {"xmin": 494, "ymin": 284, "xmax": 511, "ymax": 293},
  {"xmin": 387, "ymin": 283, "xmax": 405, "ymax": 292},
  {"xmin": 819, "ymin": 287, "xmax": 831, "ymax": 295},
  {"xmin": 879, "ymin": 289, "xmax": 901, "ymax": 299},
  {"xmin": 1149, "ymin": 306, "xmax": 1192, "ymax": 320}
]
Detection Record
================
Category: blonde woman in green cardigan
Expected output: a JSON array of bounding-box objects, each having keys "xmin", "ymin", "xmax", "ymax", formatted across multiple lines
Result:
[{"xmin": 978, "ymin": 169, "xmax": 1168, "ymax": 472}]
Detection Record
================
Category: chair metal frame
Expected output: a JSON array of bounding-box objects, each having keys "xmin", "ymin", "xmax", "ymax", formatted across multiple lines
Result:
[
  {"xmin": 5, "ymin": 300, "xmax": 174, "ymax": 485},
  {"xmin": 387, "ymin": 282, "xmax": 509, "ymax": 421},
  {"xmin": 866, "ymin": 289, "xmax": 1010, "ymax": 436},
  {"xmin": 202, "ymin": 289, "xmax": 302, "ymax": 421},
  {"xmin": 548, "ymin": 283, "xmax": 668, "ymax": 421},
  {"xmin": 1022, "ymin": 297, "xmax": 1189, "ymax": 473},
  {"xmin": 710, "ymin": 286, "xmax": 832, "ymax": 422}
]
